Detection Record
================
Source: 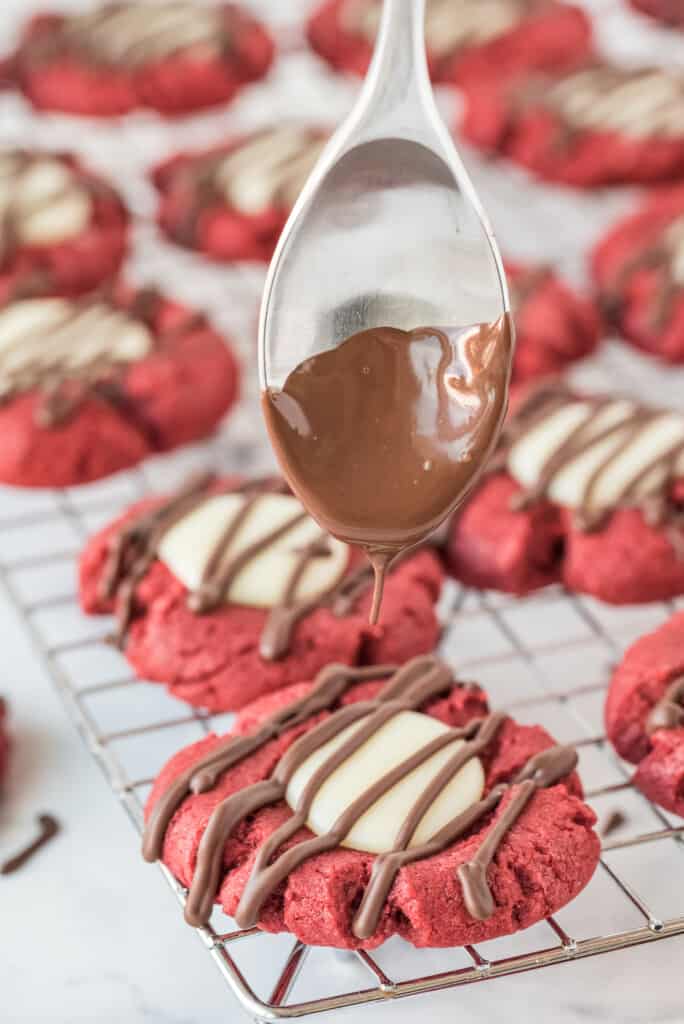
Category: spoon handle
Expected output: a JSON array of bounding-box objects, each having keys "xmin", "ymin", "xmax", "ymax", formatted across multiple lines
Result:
[{"xmin": 348, "ymin": 0, "xmax": 432, "ymax": 140}]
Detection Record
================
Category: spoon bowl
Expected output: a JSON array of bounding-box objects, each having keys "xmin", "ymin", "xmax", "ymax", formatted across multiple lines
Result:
[{"xmin": 259, "ymin": 0, "xmax": 510, "ymax": 389}]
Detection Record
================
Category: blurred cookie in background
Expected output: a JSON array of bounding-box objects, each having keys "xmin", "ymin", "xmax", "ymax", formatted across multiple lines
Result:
[
  {"xmin": 0, "ymin": 149, "xmax": 128, "ymax": 303},
  {"xmin": 506, "ymin": 260, "xmax": 602, "ymax": 387},
  {"xmin": 447, "ymin": 381, "xmax": 684, "ymax": 603},
  {"xmin": 0, "ymin": 698, "xmax": 9, "ymax": 790},
  {"xmin": 592, "ymin": 187, "xmax": 684, "ymax": 363},
  {"xmin": 0, "ymin": 286, "xmax": 239, "ymax": 487},
  {"xmin": 3, "ymin": 2, "xmax": 274, "ymax": 117},
  {"xmin": 307, "ymin": 0, "xmax": 591, "ymax": 83},
  {"xmin": 459, "ymin": 62, "xmax": 684, "ymax": 187},
  {"xmin": 152, "ymin": 126, "xmax": 328, "ymax": 263},
  {"xmin": 629, "ymin": 0, "xmax": 684, "ymax": 28},
  {"xmin": 605, "ymin": 611, "xmax": 684, "ymax": 817}
]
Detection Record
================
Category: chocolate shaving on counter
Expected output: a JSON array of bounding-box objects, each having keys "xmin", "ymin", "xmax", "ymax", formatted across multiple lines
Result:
[
  {"xmin": 171, "ymin": 127, "xmax": 328, "ymax": 247},
  {"xmin": 1, "ymin": 814, "xmax": 60, "ymax": 875},
  {"xmin": 500, "ymin": 382, "xmax": 684, "ymax": 534},
  {"xmin": 600, "ymin": 810, "xmax": 627, "ymax": 839},
  {"xmin": 646, "ymin": 676, "xmax": 684, "ymax": 734},
  {"xmin": 142, "ymin": 654, "xmax": 578, "ymax": 934},
  {"xmin": 101, "ymin": 475, "xmax": 389, "ymax": 655}
]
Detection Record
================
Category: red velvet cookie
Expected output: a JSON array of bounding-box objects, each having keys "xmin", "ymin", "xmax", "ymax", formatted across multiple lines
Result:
[
  {"xmin": 0, "ymin": 698, "xmax": 9, "ymax": 787},
  {"xmin": 307, "ymin": 0, "xmax": 591, "ymax": 83},
  {"xmin": 448, "ymin": 382, "xmax": 684, "ymax": 602},
  {"xmin": 0, "ymin": 149, "xmax": 128, "ymax": 302},
  {"xmin": 592, "ymin": 187, "xmax": 684, "ymax": 364},
  {"xmin": 6, "ymin": 3, "xmax": 274, "ymax": 118},
  {"xmin": 152, "ymin": 126, "xmax": 328, "ymax": 263},
  {"xmin": 0, "ymin": 287, "xmax": 239, "ymax": 488},
  {"xmin": 459, "ymin": 62, "xmax": 684, "ymax": 187},
  {"xmin": 630, "ymin": 0, "xmax": 684, "ymax": 27},
  {"xmin": 507, "ymin": 261, "xmax": 602, "ymax": 386},
  {"xmin": 79, "ymin": 477, "xmax": 444, "ymax": 712},
  {"xmin": 143, "ymin": 656, "xmax": 599, "ymax": 947},
  {"xmin": 605, "ymin": 612, "xmax": 684, "ymax": 816}
]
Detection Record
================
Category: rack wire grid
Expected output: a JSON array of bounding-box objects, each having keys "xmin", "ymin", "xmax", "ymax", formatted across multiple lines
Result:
[
  {"xmin": 3, "ymin": 0, "xmax": 684, "ymax": 1019},
  {"xmin": 2, "ymin": 333, "xmax": 684, "ymax": 1021}
]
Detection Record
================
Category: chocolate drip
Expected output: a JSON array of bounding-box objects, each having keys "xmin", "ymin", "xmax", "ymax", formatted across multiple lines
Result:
[
  {"xmin": 1, "ymin": 813, "xmax": 60, "ymax": 875},
  {"xmin": 646, "ymin": 676, "xmax": 684, "ymax": 734},
  {"xmin": 502, "ymin": 382, "xmax": 684, "ymax": 533},
  {"xmin": 144, "ymin": 654, "xmax": 577, "ymax": 934}
]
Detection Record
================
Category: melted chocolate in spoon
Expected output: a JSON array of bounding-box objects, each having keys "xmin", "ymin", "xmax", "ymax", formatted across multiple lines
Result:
[{"xmin": 262, "ymin": 317, "xmax": 512, "ymax": 621}]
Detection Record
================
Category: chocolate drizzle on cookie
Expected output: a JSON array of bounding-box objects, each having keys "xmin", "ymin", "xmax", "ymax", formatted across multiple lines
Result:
[
  {"xmin": 646, "ymin": 676, "xmax": 684, "ymax": 734},
  {"xmin": 0, "ymin": 289, "xmax": 203, "ymax": 430},
  {"xmin": 543, "ymin": 65, "xmax": 684, "ymax": 142},
  {"xmin": 100, "ymin": 475, "xmax": 380, "ymax": 655},
  {"xmin": 343, "ymin": 0, "xmax": 540, "ymax": 60},
  {"xmin": 501, "ymin": 382, "xmax": 684, "ymax": 533},
  {"xmin": 142, "ymin": 654, "xmax": 577, "ymax": 934},
  {"xmin": 170, "ymin": 127, "xmax": 328, "ymax": 248},
  {"xmin": 25, "ymin": 2, "xmax": 234, "ymax": 70}
]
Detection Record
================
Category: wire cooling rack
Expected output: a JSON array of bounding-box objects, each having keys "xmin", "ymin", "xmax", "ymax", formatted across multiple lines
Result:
[
  {"xmin": 1, "ymin": 344, "xmax": 684, "ymax": 1020},
  {"xmin": 2, "ymin": 1, "xmax": 684, "ymax": 1018}
]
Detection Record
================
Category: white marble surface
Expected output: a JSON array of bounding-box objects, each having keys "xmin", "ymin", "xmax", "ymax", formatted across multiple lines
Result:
[{"xmin": 2, "ymin": 0, "xmax": 684, "ymax": 1021}]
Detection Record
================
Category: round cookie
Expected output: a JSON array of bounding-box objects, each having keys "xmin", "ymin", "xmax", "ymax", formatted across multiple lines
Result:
[
  {"xmin": 307, "ymin": 0, "xmax": 591, "ymax": 83},
  {"xmin": 79, "ymin": 478, "xmax": 444, "ymax": 712},
  {"xmin": 605, "ymin": 612, "xmax": 684, "ymax": 816},
  {"xmin": 507, "ymin": 261, "xmax": 602, "ymax": 387},
  {"xmin": 0, "ymin": 149, "xmax": 128, "ymax": 302},
  {"xmin": 592, "ymin": 187, "xmax": 684, "ymax": 364},
  {"xmin": 629, "ymin": 0, "xmax": 684, "ymax": 27},
  {"xmin": 143, "ymin": 656, "xmax": 599, "ymax": 947},
  {"xmin": 0, "ymin": 287, "xmax": 239, "ymax": 487},
  {"xmin": 7, "ymin": 3, "xmax": 274, "ymax": 118},
  {"xmin": 459, "ymin": 62, "xmax": 684, "ymax": 187},
  {"xmin": 152, "ymin": 126, "xmax": 328, "ymax": 263},
  {"xmin": 448, "ymin": 382, "xmax": 684, "ymax": 602}
]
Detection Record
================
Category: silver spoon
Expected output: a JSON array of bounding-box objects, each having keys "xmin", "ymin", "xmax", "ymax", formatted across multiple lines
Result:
[
  {"xmin": 259, "ymin": 0, "xmax": 510, "ymax": 386},
  {"xmin": 259, "ymin": 0, "xmax": 512, "ymax": 620}
]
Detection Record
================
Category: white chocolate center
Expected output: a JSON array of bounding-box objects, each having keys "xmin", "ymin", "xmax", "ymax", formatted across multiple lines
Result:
[
  {"xmin": 286, "ymin": 710, "xmax": 484, "ymax": 854},
  {"xmin": 158, "ymin": 492, "xmax": 350, "ymax": 609},
  {"xmin": 507, "ymin": 398, "xmax": 684, "ymax": 512},
  {"xmin": 66, "ymin": 2, "xmax": 223, "ymax": 66},
  {"xmin": 0, "ymin": 298, "xmax": 151, "ymax": 397},
  {"xmin": 343, "ymin": 0, "xmax": 525, "ymax": 55},
  {"xmin": 215, "ymin": 128, "xmax": 327, "ymax": 215},
  {"xmin": 0, "ymin": 153, "xmax": 91, "ymax": 246},
  {"xmin": 546, "ymin": 67, "xmax": 684, "ymax": 139}
]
